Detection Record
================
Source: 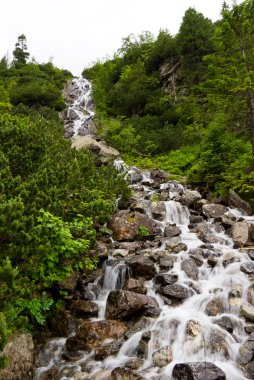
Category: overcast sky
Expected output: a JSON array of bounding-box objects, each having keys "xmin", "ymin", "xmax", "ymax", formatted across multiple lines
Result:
[{"xmin": 1, "ymin": 0, "xmax": 231, "ymax": 76}]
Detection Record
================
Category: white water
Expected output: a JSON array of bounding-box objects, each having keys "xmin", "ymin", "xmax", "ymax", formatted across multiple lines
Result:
[
  {"xmin": 35, "ymin": 78, "xmax": 254, "ymax": 380},
  {"xmin": 65, "ymin": 77, "xmax": 95, "ymax": 138}
]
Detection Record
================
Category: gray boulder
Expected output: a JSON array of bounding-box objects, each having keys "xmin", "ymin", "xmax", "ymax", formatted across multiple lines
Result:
[
  {"xmin": 202, "ymin": 204, "xmax": 228, "ymax": 219},
  {"xmin": 172, "ymin": 362, "xmax": 226, "ymax": 380}
]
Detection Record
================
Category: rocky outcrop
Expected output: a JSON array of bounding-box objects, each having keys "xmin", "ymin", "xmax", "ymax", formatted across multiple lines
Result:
[
  {"xmin": 72, "ymin": 136, "xmax": 120, "ymax": 165},
  {"xmin": 0, "ymin": 334, "xmax": 34, "ymax": 380},
  {"xmin": 172, "ymin": 362, "xmax": 226, "ymax": 380}
]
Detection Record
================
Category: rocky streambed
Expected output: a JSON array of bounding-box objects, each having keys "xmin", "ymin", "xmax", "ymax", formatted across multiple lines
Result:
[{"xmin": 33, "ymin": 78, "xmax": 254, "ymax": 380}]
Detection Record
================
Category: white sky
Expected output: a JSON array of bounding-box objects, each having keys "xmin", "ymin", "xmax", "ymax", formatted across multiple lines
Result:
[{"xmin": 1, "ymin": 0, "xmax": 230, "ymax": 76}]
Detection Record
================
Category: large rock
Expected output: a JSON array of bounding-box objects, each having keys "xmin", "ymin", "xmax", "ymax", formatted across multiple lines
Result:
[
  {"xmin": 94, "ymin": 341, "xmax": 123, "ymax": 361},
  {"xmin": 72, "ymin": 136, "xmax": 120, "ymax": 165},
  {"xmin": 228, "ymin": 190, "xmax": 252, "ymax": 216},
  {"xmin": 180, "ymin": 190, "xmax": 202, "ymax": 207},
  {"xmin": 186, "ymin": 320, "xmax": 202, "ymax": 337},
  {"xmin": 161, "ymin": 284, "xmax": 189, "ymax": 301},
  {"xmin": 109, "ymin": 210, "xmax": 158, "ymax": 241},
  {"xmin": 150, "ymin": 201, "xmax": 166, "ymax": 221},
  {"xmin": 105, "ymin": 290, "xmax": 158, "ymax": 319},
  {"xmin": 159, "ymin": 255, "xmax": 176, "ymax": 271},
  {"xmin": 240, "ymin": 302, "xmax": 254, "ymax": 322},
  {"xmin": 126, "ymin": 256, "xmax": 156, "ymax": 280},
  {"xmin": 227, "ymin": 222, "xmax": 254, "ymax": 246},
  {"xmin": 205, "ymin": 298, "xmax": 224, "ymax": 317},
  {"xmin": 172, "ymin": 362, "xmax": 226, "ymax": 380},
  {"xmin": 0, "ymin": 333, "xmax": 34, "ymax": 380},
  {"xmin": 164, "ymin": 224, "xmax": 181, "ymax": 238},
  {"xmin": 155, "ymin": 273, "xmax": 178, "ymax": 286},
  {"xmin": 123, "ymin": 277, "xmax": 147, "ymax": 294},
  {"xmin": 70, "ymin": 300, "xmax": 98, "ymax": 318},
  {"xmin": 237, "ymin": 332, "xmax": 254, "ymax": 379},
  {"xmin": 165, "ymin": 237, "xmax": 187, "ymax": 253},
  {"xmin": 152, "ymin": 348, "xmax": 173, "ymax": 367},
  {"xmin": 241, "ymin": 262, "xmax": 254, "ymax": 274},
  {"xmin": 202, "ymin": 204, "xmax": 228, "ymax": 219},
  {"xmin": 66, "ymin": 320, "xmax": 127, "ymax": 352},
  {"xmin": 181, "ymin": 259, "xmax": 199, "ymax": 280},
  {"xmin": 49, "ymin": 308, "xmax": 73, "ymax": 336}
]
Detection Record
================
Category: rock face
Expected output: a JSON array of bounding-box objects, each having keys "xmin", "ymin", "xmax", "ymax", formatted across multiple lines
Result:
[
  {"xmin": 228, "ymin": 222, "xmax": 254, "ymax": 246},
  {"xmin": 72, "ymin": 136, "xmax": 120, "ymax": 165},
  {"xmin": 126, "ymin": 256, "xmax": 156, "ymax": 280},
  {"xmin": 172, "ymin": 362, "xmax": 226, "ymax": 380},
  {"xmin": 0, "ymin": 334, "xmax": 34, "ymax": 380},
  {"xmin": 105, "ymin": 290, "xmax": 158, "ymax": 319},
  {"xmin": 228, "ymin": 190, "xmax": 252, "ymax": 216},
  {"xmin": 109, "ymin": 210, "xmax": 158, "ymax": 241}
]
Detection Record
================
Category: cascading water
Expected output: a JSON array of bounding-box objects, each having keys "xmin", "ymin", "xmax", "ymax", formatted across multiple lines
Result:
[{"xmin": 35, "ymin": 78, "xmax": 254, "ymax": 380}]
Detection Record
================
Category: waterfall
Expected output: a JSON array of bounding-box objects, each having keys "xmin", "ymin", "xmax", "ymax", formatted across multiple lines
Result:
[{"xmin": 35, "ymin": 77, "xmax": 253, "ymax": 380}]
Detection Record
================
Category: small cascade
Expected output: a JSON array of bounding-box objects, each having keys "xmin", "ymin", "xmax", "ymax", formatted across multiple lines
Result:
[
  {"xmin": 97, "ymin": 260, "xmax": 128, "ymax": 319},
  {"xmin": 165, "ymin": 200, "xmax": 190, "ymax": 225},
  {"xmin": 35, "ymin": 77, "xmax": 254, "ymax": 380}
]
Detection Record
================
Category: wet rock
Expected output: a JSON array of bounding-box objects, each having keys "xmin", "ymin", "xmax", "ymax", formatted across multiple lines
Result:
[
  {"xmin": 94, "ymin": 241, "xmax": 109, "ymax": 261},
  {"xmin": 228, "ymin": 190, "xmax": 252, "ymax": 216},
  {"xmin": 155, "ymin": 273, "xmax": 178, "ymax": 286},
  {"xmin": 240, "ymin": 302, "xmax": 254, "ymax": 322},
  {"xmin": 202, "ymin": 203, "xmax": 228, "ymax": 219},
  {"xmin": 66, "ymin": 320, "xmax": 127, "ymax": 352},
  {"xmin": 130, "ymin": 201, "xmax": 148, "ymax": 214},
  {"xmin": 70, "ymin": 300, "xmax": 98, "ymax": 318},
  {"xmin": 165, "ymin": 237, "xmax": 187, "ymax": 253},
  {"xmin": 207, "ymin": 255, "xmax": 219, "ymax": 268},
  {"xmin": 181, "ymin": 259, "xmax": 199, "ymax": 280},
  {"xmin": 195, "ymin": 199, "xmax": 209, "ymax": 211},
  {"xmin": 164, "ymin": 224, "xmax": 181, "ymax": 238},
  {"xmin": 94, "ymin": 341, "xmax": 123, "ymax": 361},
  {"xmin": 222, "ymin": 252, "xmax": 235, "ymax": 267},
  {"xmin": 248, "ymin": 250, "xmax": 254, "ymax": 260},
  {"xmin": 237, "ymin": 332, "xmax": 254, "ymax": 379},
  {"xmin": 241, "ymin": 262, "xmax": 254, "ymax": 274},
  {"xmin": 215, "ymin": 215, "xmax": 236, "ymax": 228},
  {"xmin": 245, "ymin": 324, "xmax": 254, "ymax": 334},
  {"xmin": 129, "ymin": 172, "xmax": 143, "ymax": 184},
  {"xmin": 205, "ymin": 298, "xmax": 224, "ymax": 316},
  {"xmin": 110, "ymin": 367, "xmax": 144, "ymax": 380},
  {"xmin": 58, "ymin": 273, "xmax": 79, "ymax": 293},
  {"xmin": 126, "ymin": 256, "xmax": 156, "ymax": 280},
  {"xmin": 186, "ymin": 320, "xmax": 202, "ymax": 337},
  {"xmin": 248, "ymin": 285, "xmax": 254, "ymax": 306},
  {"xmin": 151, "ymin": 201, "xmax": 166, "ymax": 221},
  {"xmin": 111, "ymin": 249, "xmax": 130, "ymax": 258},
  {"xmin": 125, "ymin": 358, "xmax": 144, "ymax": 370},
  {"xmin": 125, "ymin": 316, "xmax": 155, "ymax": 339},
  {"xmin": 49, "ymin": 308, "xmax": 73, "ymax": 336},
  {"xmin": 172, "ymin": 362, "xmax": 226, "ymax": 380},
  {"xmin": 152, "ymin": 348, "xmax": 173, "ymax": 367},
  {"xmin": 116, "ymin": 242, "xmax": 141, "ymax": 253},
  {"xmin": 105, "ymin": 290, "xmax": 158, "ymax": 320},
  {"xmin": 72, "ymin": 136, "xmax": 120, "ymax": 165},
  {"xmin": 180, "ymin": 190, "xmax": 202, "ymax": 207},
  {"xmin": 209, "ymin": 330, "xmax": 228, "ymax": 356},
  {"xmin": 227, "ymin": 222, "xmax": 254, "ymax": 246},
  {"xmin": 0, "ymin": 333, "xmax": 34, "ymax": 380},
  {"xmin": 214, "ymin": 316, "xmax": 234, "ymax": 333},
  {"xmin": 188, "ymin": 248, "xmax": 204, "ymax": 267},
  {"xmin": 109, "ymin": 211, "xmax": 158, "ymax": 241},
  {"xmin": 189, "ymin": 215, "xmax": 204, "ymax": 224},
  {"xmin": 138, "ymin": 331, "xmax": 151, "ymax": 356},
  {"xmin": 162, "ymin": 283, "xmax": 189, "ymax": 301},
  {"xmin": 159, "ymin": 255, "xmax": 176, "ymax": 271},
  {"xmin": 123, "ymin": 277, "xmax": 147, "ymax": 294}
]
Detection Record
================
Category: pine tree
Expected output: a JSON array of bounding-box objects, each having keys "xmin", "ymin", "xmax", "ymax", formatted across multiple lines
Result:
[{"xmin": 12, "ymin": 34, "xmax": 30, "ymax": 66}]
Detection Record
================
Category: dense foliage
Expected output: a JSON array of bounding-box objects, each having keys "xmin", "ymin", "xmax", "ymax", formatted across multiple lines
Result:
[
  {"xmin": 0, "ymin": 36, "xmax": 129, "ymax": 362},
  {"xmin": 83, "ymin": 0, "xmax": 254, "ymax": 205}
]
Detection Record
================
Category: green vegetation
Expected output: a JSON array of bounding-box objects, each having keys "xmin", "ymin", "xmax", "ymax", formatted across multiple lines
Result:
[
  {"xmin": 0, "ymin": 35, "xmax": 130, "ymax": 360},
  {"xmin": 83, "ymin": 0, "xmax": 254, "ymax": 205}
]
